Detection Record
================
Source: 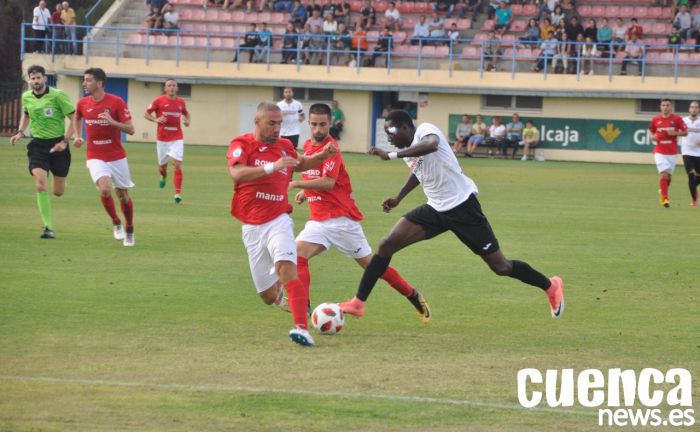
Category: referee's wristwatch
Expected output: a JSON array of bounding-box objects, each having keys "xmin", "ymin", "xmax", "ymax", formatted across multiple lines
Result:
[{"xmin": 15, "ymin": 129, "xmax": 25, "ymax": 137}]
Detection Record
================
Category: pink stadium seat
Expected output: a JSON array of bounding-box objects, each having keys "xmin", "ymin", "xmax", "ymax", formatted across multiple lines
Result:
[
  {"xmin": 471, "ymin": 32, "xmax": 488, "ymax": 45},
  {"xmin": 481, "ymin": 20, "xmax": 494, "ymax": 31},
  {"xmin": 407, "ymin": 45, "xmax": 421, "ymax": 56},
  {"xmin": 436, "ymin": 46, "xmax": 449, "ymax": 56},
  {"xmin": 456, "ymin": 19, "xmax": 471, "ymax": 30},
  {"xmin": 620, "ymin": 6, "xmax": 635, "ymax": 18},
  {"xmin": 205, "ymin": 9, "xmax": 220, "ymax": 21},
  {"xmin": 221, "ymin": 37, "xmax": 236, "ymax": 48},
  {"xmin": 180, "ymin": 36, "xmax": 196, "ymax": 46},
  {"xmin": 219, "ymin": 24, "xmax": 234, "ymax": 34},
  {"xmin": 689, "ymin": 53, "xmax": 700, "ymax": 64},
  {"xmin": 194, "ymin": 23, "xmax": 207, "ymax": 34},
  {"xmin": 659, "ymin": 8, "xmax": 672, "ymax": 19},
  {"xmin": 605, "ymin": 6, "xmax": 620, "ymax": 18},
  {"xmin": 517, "ymin": 48, "xmax": 533, "ymax": 59},
  {"xmin": 591, "ymin": 6, "xmax": 605, "ymax": 17},
  {"xmin": 648, "ymin": 7, "xmax": 662, "ymax": 18},
  {"xmin": 195, "ymin": 37, "xmax": 208, "ymax": 46},
  {"xmin": 219, "ymin": 10, "xmax": 233, "ymax": 21},
  {"xmin": 522, "ymin": 4, "xmax": 536, "ymax": 16},
  {"xmin": 393, "ymin": 31, "xmax": 406, "ymax": 44},
  {"xmin": 402, "ymin": 17, "xmax": 416, "ymax": 30},
  {"xmin": 652, "ymin": 23, "xmax": 668, "ymax": 35},
  {"xmin": 259, "ymin": 12, "xmax": 271, "ymax": 22},
  {"xmin": 209, "ymin": 37, "xmax": 223, "ymax": 47},
  {"xmin": 422, "ymin": 46, "xmax": 437, "ymax": 56},
  {"xmin": 640, "ymin": 22, "xmax": 653, "ymax": 34},
  {"xmin": 397, "ymin": 2, "xmax": 413, "ymax": 13},
  {"xmin": 179, "ymin": 9, "xmax": 193, "ymax": 20},
  {"xmin": 127, "ymin": 34, "xmax": 145, "ymax": 44},
  {"xmin": 233, "ymin": 24, "xmax": 247, "ymax": 34},
  {"xmin": 270, "ymin": 13, "xmax": 285, "ymax": 24},
  {"xmin": 231, "ymin": 11, "xmax": 245, "ymax": 22},
  {"xmin": 510, "ymin": 20, "xmax": 527, "ymax": 33},
  {"xmin": 578, "ymin": 5, "xmax": 591, "ymax": 17},
  {"xmin": 633, "ymin": 6, "xmax": 648, "ymax": 18},
  {"xmin": 461, "ymin": 46, "xmax": 478, "ymax": 58},
  {"xmin": 243, "ymin": 12, "xmax": 259, "ymax": 23},
  {"xmin": 415, "ymin": 2, "xmax": 431, "ymax": 14},
  {"xmin": 659, "ymin": 52, "xmax": 674, "ymax": 63},
  {"xmin": 510, "ymin": 4, "xmax": 522, "ymax": 15},
  {"xmin": 374, "ymin": 2, "xmax": 388, "ymax": 13},
  {"xmin": 677, "ymin": 53, "xmax": 690, "ymax": 63},
  {"xmin": 349, "ymin": 0, "xmax": 362, "ymax": 12},
  {"xmin": 191, "ymin": 9, "xmax": 206, "ymax": 21},
  {"xmin": 208, "ymin": 23, "xmax": 222, "ymax": 34}
]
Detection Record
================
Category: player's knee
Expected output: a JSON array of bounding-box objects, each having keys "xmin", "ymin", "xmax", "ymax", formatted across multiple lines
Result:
[
  {"xmin": 259, "ymin": 289, "xmax": 277, "ymax": 305},
  {"xmin": 99, "ymin": 188, "xmax": 111, "ymax": 197},
  {"xmin": 377, "ymin": 238, "xmax": 398, "ymax": 257},
  {"xmin": 53, "ymin": 190, "xmax": 64, "ymax": 197},
  {"xmin": 489, "ymin": 260, "xmax": 512, "ymax": 276}
]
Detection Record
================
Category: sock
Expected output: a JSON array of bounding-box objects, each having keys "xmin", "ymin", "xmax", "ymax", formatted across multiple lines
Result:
[
  {"xmin": 120, "ymin": 198, "xmax": 134, "ymax": 232},
  {"xmin": 285, "ymin": 278, "xmax": 308, "ymax": 329},
  {"xmin": 510, "ymin": 260, "xmax": 551, "ymax": 291},
  {"xmin": 36, "ymin": 192, "xmax": 53, "ymax": 230},
  {"xmin": 380, "ymin": 266, "xmax": 414, "ymax": 296},
  {"xmin": 174, "ymin": 167, "xmax": 183, "ymax": 194},
  {"xmin": 688, "ymin": 176, "xmax": 698, "ymax": 201},
  {"xmin": 297, "ymin": 256, "xmax": 310, "ymax": 295},
  {"xmin": 100, "ymin": 195, "xmax": 121, "ymax": 225},
  {"xmin": 659, "ymin": 177, "xmax": 669, "ymax": 199},
  {"xmin": 357, "ymin": 254, "xmax": 392, "ymax": 301}
]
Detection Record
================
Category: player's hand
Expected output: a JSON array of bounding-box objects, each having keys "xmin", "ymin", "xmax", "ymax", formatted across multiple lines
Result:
[
  {"xmin": 369, "ymin": 147, "xmax": 390, "ymax": 160},
  {"xmin": 321, "ymin": 142, "xmax": 338, "ymax": 159},
  {"xmin": 156, "ymin": 116, "xmax": 167, "ymax": 124},
  {"xmin": 288, "ymin": 180, "xmax": 299, "ymax": 190},
  {"xmin": 98, "ymin": 111, "xmax": 115, "ymax": 125},
  {"xmin": 381, "ymin": 196, "xmax": 400, "ymax": 213},
  {"xmin": 274, "ymin": 156, "xmax": 299, "ymax": 171},
  {"xmin": 294, "ymin": 190, "xmax": 307, "ymax": 204},
  {"xmin": 183, "ymin": 118, "xmax": 190, "ymax": 127},
  {"xmin": 73, "ymin": 137, "xmax": 85, "ymax": 148},
  {"xmin": 51, "ymin": 139, "xmax": 68, "ymax": 153},
  {"xmin": 9, "ymin": 133, "xmax": 22, "ymax": 145}
]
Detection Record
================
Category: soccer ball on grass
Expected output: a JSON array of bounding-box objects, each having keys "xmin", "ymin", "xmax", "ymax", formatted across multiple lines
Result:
[{"xmin": 311, "ymin": 302, "xmax": 344, "ymax": 334}]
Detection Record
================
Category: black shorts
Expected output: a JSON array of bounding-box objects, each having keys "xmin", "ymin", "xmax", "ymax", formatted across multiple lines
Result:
[
  {"xmin": 683, "ymin": 155, "xmax": 700, "ymax": 175},
  {"xmin": 403, "ymin": 194, "xmax": 499, "ymax": 256},
  {"xmin": 27, "ymin": 137, "xmax": 71, "ymax": 177},
  {"xmin": 282, "ymin": 134, "xmax": 299, "ymax": 149}
]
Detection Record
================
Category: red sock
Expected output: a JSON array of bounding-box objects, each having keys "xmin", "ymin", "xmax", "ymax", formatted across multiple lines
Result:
[
  {"xmin": 100, "ymin": 195, "xmax": 121, "ymax": 225},
  {"xmin": 120, "ymin": 198, "xmax": 134, "ymax": 232},
  {"xmin": 285, "ymin": 278, "xmax": 308, "ymax": 329},
  {"xmin": 659, "ymin": 177, "xmax": 669, "ymax": 199},
  {"xmin": 380, "ymin": 266, "xmax": 415, "ymax": 296},
  {"xmin": 297, "ymin": 256, "xmax": 310, "ymax": 295},
  {"xmin": 174, "ymin": 167, "xmax": 183, "ymax": 194}
]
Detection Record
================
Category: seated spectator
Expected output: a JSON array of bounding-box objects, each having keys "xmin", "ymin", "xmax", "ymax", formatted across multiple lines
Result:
[
  {"xmin": 539, "ymin": 17, "xmax": 555, "ymax": 41},
  {"xmin": 452, "ymin": 114, "xmax": 472, "ymax": 155},
  {"xmin": 448, "ymin": 22, "xmax": 460, "ymax": 47},
  {"xmin": 162, "ymin": 4, "xmax": 179, "ymax": 30},
  {"xmin": 583, "ymin": 19, "xmax": 597, "ymax": 43},
  {"xmin": 322, "ymin": 2, "xmax": 336, "ymax": 19},
  {"xmin": 306, "ymin": 25, "xmax": 326, "ymax": 64},
  {"xmin": 553, "ymin": 32, "xmax": 574, "ymax": 74},
  {"xmin": 335, "ymin": 1, "xmax": 351, "ymax": 27},
  {"xmin": 290, "ymin": 0, "xmax": 307, "ymax": 27},
  {"xmin": 487, "ymin": 0, "xmax": 499, "ymax": 20},
  {"xmin": 145, "ymin": 6, "xmax": 163, "ymax": 30},
  {"xmin": 465, "ymin": 114, "xmax": 488, "ymax": 157},
  {"xmin": 668, "ymin": 25, "xmax": 682, "ymax": 52},
  {"xmin": 494, "ymin": 1, "xmax": 512, "ymax": 35},
  {"xmin": 428, "ymin": 12, "xmax": 446, "ymax": 45},
  {"xmin": 305, "ymin": 9, "xmax": 323, "ymax": 33},
  {"xmin": 482, "ymin": 30, "xmax": 501, "ymax": 71},
  {"xmin": 254, "ymin": 23, "xmax": 272, "ymax": 63},
  {"xmin": 620, "ymin": 33, "xmax": 644, "ymax": 75},
  {"xmin": 323, "ymin": 12, "xmax": 338, "ymax": 34},
  {"xmin": 550, "ymin": 5, "xmax": 564, "ymax": 27},
  {"xmin": 518, "ymin": 120, "xmax": 539, "ymax": 160},
  {"xmin": 233, "ymin": 23, "xmax": 260, "ymax": 63},
  {"xmin": 370, "ymin": 27, "xmax": 392, "ymax": 67},
  {"xmin": 332, "ymin": 22, "xmax": 352, "ymax": 64},
  {"xmin": 384, "ymin": 2, "xmax": 402, "ymax": 33},
  {"xmin": 565, "ymin": 16, "xmax": 584, "ymax": 42},
  {"xmin": 554, "ymin": 19, "xmax": 566, "ymax": 41},
  {"xmin": 484, "ymin": 116, "xmax": 507, "ymax": 155},
  {"xmin": 560, "ymin": 0, "xmax": 578, "ymax": 22},
  {"xmin": 612, "ymin": 17, "xmax": 627, "ymax": 52},
  {"xmin": 274, "ymin": 0, "xmax": 294, "ymax": 13},
  {"xmin": 257, "ymin": 0, "xmax": 271, "ymax": 12},
  {"xmin": 410, "ymin": 15, "xmax": 430, "ymax": 45},
  {"xmin": 597, "ymin": 18, "xmax": 612, "ymax": 54},
  {"xmin": 674, "ymin": 5, "xmax": 693, "ymax": 40},
  {"xmin": 51, "ymin": 3, "xmax": 64, "ymax": 53},
  {"xmin": 538, "ymin": 0, "xmax": 558, "ymax": 19},
  {"xmin": 281, "ymin": 22, "xmax": 299, "ymax": 64},
  {"xmin": 457, "ymin": 0, "xmax": 480, "ymax": 21},
  {"xmin": 519, "ymin": 18, "xmax": 540, "ymax": 46},
  {"xmin": 351, "ymin": 23, "xmax": 369, "ymax": 59},
  {"xmin": 503, "ymin": 113, "xmax": 523, "ymax": 157},
  {"xmin": 434, "ymin": 0, "xmax": 455, "ymax": 17},
  {"xmin": 581, "ymin": 36, "xmax": 598, "ymax": 75},
  {"xmin": 306, "ymin": 0, "xmax": 321, "ymax": 14},
  {"xmin": 626, "ymin": 18, "xmax": 643, "ymax": 41},
  {"xmin": 533, "ymin": 31, "xmax": 557, "ymax": 72},
  {"xmin": 360, "ymin": 0, "xmax": 376, "ymax": 28}
]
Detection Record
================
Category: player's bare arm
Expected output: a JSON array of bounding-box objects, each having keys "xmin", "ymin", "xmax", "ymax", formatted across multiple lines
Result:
[
  {"xmin": 668, "ymin": 129, "xmax": 688, "ymax": 137},
  {"xmin": 144, "ymin": 111, "xmax": 167, "ymax": 124},
  {"xmin": 294, "ymin": 190, "xmax": 306, "ymax": 204},
  {"xmin": 98, "ymin": 112, "xmax": 135, "ymax": 135},
  {"xmin": 229, "ymin": 156, "xmax": 298, "ymax": 184},
  {"xmin": 72, "ymin": 115, "xmax": 85, "ymax": 148},
  {"xmin": 183, "ymin": 113, "xmax": 190, "ymax": 127},
  {"xmin": 49, "ymin": 112, "xmax": 76, "ymax": 153},
  {"xmin": 370, "ymin": 134, "xmax": 439, "ymax": 160},
  {"xmin": 382, "ymin": 173, "xmax": 420, "ymax": 213},
  {"xmin": 295, "ymin": 142, "xmax": 337, "ymax": 171},
  {"xmin": 289, "ymin": 176, "xmax": 336, "ymax": 191},
  {"xmin": 9, "ymin": 112, "xmax": 30, "ymax": 145}
]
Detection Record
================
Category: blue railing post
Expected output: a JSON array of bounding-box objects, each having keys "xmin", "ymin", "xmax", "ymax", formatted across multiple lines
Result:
[
  {"xmin": 608, "ymin": 42, "xmax": 614, "ymax": 81},
  {"xmin": 673, "ymin": 44, "xmax": 679, "ymax": 83},
  {"xmin": 640, "ymin": 45, "xmax": 646, "ymax": 82},
  {"xmin": 176, "ymin": 31, "xmax": 181, "ymax": 66},
  {"xmin": 417, "ymin": 39, "xmax": 423, "ymax": 76},
  {"xmin": 84, "ymin": 25, "xmax": 90, "ymax": 64},
  {"xmin": 387, "ymin": 39, "xmax": 393, "ymax": 74},
  {"xmin": 205, "ymin": 32, "xmax": 211, "ymax": 67},
  {"xmin": 145, "ymin": 32, "xmax": 151, "ymax": 66},
  {"xmin": 115, "ymin": 30, "xmax": 121, "ymax": 64},
  {"xmin": 511, "ymin": 41, "xmax": 516, "ymax": 79},
  {"xmin": 479, "ymin": 40, "xmax": 485, "ymax": 77},
  {"xmin": 20, "ymin": 24, "xmax": 26, "ymax": 60}
]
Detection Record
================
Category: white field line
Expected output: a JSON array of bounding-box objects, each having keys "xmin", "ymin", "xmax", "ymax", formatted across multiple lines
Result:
[{"xmin": 0, "ymin": 374, "xmax": 596, "ymax": 417}]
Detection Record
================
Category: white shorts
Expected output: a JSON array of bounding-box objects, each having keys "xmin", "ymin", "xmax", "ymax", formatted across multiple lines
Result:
[
  {"xmin": 296, "ymin": 217, "xmax": 372, "ymax": 260},
  {"xmin": 654, "ymin": 153, "xmax": 676, "ymax": 174},
  {"xmin": 242, "ymin": 213, "xmax": 297, "ymax": 293},
  {"xmin": 157, "ymin": 139, "xmax": 184, "ymax": 165},
  {"xmin": 86, "ymin": 158, "xmax": 135, "ymax": 189}
]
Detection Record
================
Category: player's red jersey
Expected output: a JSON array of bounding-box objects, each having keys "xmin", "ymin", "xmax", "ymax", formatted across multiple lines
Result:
[
  {"xmin": 301, "ymin": 136, "xmax": 364, "ymax": 222},
  {"xmin": 76, "ymin": 93, "xmax": 132, "ymax": 162},
  {"xmin": 227, "ymin": 133, "xmax": 298, "ymax": 225},
  {"xmin": 146, "ymin": 95, "xmax": 188, "ymax": 142},
  {"xmin": 649, "ymin": 114, "xmax": 687, "ymax": 155}
]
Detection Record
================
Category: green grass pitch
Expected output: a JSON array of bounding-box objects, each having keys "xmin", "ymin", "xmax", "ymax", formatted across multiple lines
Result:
[{"xmin": 1, "ymin": 140, "xmax": 698, "ymax": 431}]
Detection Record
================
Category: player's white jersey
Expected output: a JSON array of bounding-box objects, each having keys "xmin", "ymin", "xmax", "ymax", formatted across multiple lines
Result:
[
  {"xmin": 681, "ymin": 116, "xmax": 700, "ymax": 157},
  {"xmin": 403, "ymin": 123, "xmax": 478, "ymax": 212},
  {"xmin": 277, "ymin": 99, "xmax": 303, "ymax": 136}
]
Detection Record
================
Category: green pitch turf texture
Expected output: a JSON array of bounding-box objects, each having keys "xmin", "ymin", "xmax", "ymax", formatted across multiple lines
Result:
[{"xmin": 1, "ymin": 141, "xmax": 698, "ymax": 431}]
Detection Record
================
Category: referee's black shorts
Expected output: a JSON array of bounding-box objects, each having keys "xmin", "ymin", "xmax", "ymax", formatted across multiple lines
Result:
[
  {"xmin": 27, "ymin": 137, "xmax": 71, "ymax": 177},
  {"xmin": 282, "ymin": 134, "xmax": 300, "ymax": 149},
  {"xmin": 403, "ymin": 194, "xmax": 500, "ymax": 256}
]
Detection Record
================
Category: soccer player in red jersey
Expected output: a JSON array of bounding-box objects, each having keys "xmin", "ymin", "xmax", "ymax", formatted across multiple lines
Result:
[
  {"xmin": 144, "ymin": 78, "xmax": 190, "ymax": 203},
  {"xmin": 290, "ymin": 103, "xmax": 431, "ymax": 323},
  {"xmin": 227, "ymin": 102, "xmax": 336, "ymax": 347},
  {"xmin": 649, "ymin": 99, "xmax": 688, "ymax": 208},
  {"xmin": 73, "ymin": 68, "xmax": 137, "ymax": 246}
]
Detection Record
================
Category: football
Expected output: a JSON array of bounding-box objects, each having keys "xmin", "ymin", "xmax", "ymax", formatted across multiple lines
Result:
[{"xmin": 311, "ymin": 302, "xmax": 345, "ymax": 334}]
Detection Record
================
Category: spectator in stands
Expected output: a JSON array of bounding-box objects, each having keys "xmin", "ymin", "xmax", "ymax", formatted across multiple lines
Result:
[
  {"xmin": 306, "ymin": 25, "xmax": 326, "ymax": 64},
  {"xmin": 370, "ymin": 27, "xmax": 392, "ymax": 67},
  {"xmin": 305, "ymin": 9, "xmax": 324, "ymax": 32},
  {"xmin": 674, "ymin": 5, "xmax": 693, "ymax": 40},
  {"xmin": 453, "ymin": 114, "xmax": 472, "ymax": 155},
  {"xmin": 668, "ymin": 25, "xmax": 682, "ymax": 51},
  {"xmin": 404, "ymin": 102, "xmax": 417, "ymax": 119},
  {"xmin": 385, "ymin": 2, "xmax": 402, "ymax": 33},
  {"xmin": 554, "ymin": 19, "xmax": 566, "ymax": 40},
  {"xmin": 322, "ymin": 1, "xmax": 336, "ymax": 19},
  {"xmin": 565, "ymin": 16, "xmax": 583, "ymax": 42},
  {"xmin": 518, "ymin": 120, "xmax": 539, "ymax": 160},
  {"xmin": 323, "ymin": 12, "xmax": 338, "ymax": 34},
  {"xmin": 332, "ymin": 22, "xmax": 352, "ymax": 63},
  {"xmin": 291, "ymin": 0, "xmax": 307, "ymax": 27},
  {"xmin": 428, "ymin": 12, "xmax": 446, "ymax": 45},
  {"xmin": 410, "ymin": 15, "xmax": 430, "ymax": 45},
  {"xmin": 581, "ymin": 35, "xmax": 598, "ymax": 75},
  {"xmin": 32, "ymin": 0, "xmax": 52, "ymax": 53},
  {"xmin": 485, "ymin": 116, "xmax": 507, "ymax": 156},
  {"xmin": 360, "ymin": 0, "xmax": 376, "ymax": 28},
  {"xmin": 306, "ymin": 0, "xmax": 321, "ymax": 14},
  {"xmin": 620, "ymin": 33, "xmax": 644, "ymax": 75},
  {"xmin": 626, "ymin": 18, "xmax": 643, "ymax": 41},
  {"xmin": 538, "ymin": 0, "xmax": 558, "ymax": 19},
  {"xmin": 457, "ymin": 0, "xmax": 480, "ymax": 21},
  {"xmin": 550, "ymin": 5, "xmax": 564, "ymax": 27},
  {"xmin": 503, "ymin": 113, "xmax": 524, "ymax": 157},
  {"xmin": 162, "ymin": 4, "xmax": 179, "ymax": 30},
  {"xmin": 145, "ymin": 6, "xmax": 164, "ymax": 31},
  {"xmin": 560, "ymin": 0, "xmax": 578, "ymax": 22},
  {"xmin": 434, "ymin": 0, "xmax": 455, "ymax": 17},
  {"xmin": 487, "ymin": 0, "xmax": 500, "ymax": 20},
  {"xmin": 351, "ymin": 23, "xmax": 369, "ymax": 62},
  {"xmin": 519, "ymin": 18, "xmax": 540, "ymax": 46},
  {"xmin": 465, "ymin": 114, "xmax": 488, "ymax": 157},
  {"xmin": 494, "ymin": 1, "xmax": 513, "ymax": 35},
  {"xmin": 257, "ymin": 0, "xmax": 271, "ymax": 12},
  {"xmin": 482, "ymin": 30, "xmax": 501, "ymax": 71},
  {"xmin": 533, "ymin": 31, "xmax": 557, "ymax": 72},
  {"xmin": 335, "ymin": 1, "xmax": 351, "ymax": 27},
  {"xmin": 232, "ymin": 23, "xmax": 260, "ymax": 62},
  {"xmin": 552, "ymin": 32, "xmax": 571, "ymax": 73},
  {"xmin": 539, "ymin": 17, "xmax": 555, "ymax": 41},
  {"xmin": 583, "ymin": 18, "xmax": 597, "ymax": 42},
  {"xmin": 597, "ymin": 18, "xmax": 612, "ymax": 54},
  {"xmin": 612, "ymin": 17, "xmax": 627, "ymax": 52},
  {"xmin": 254, "ymin": 23, "xmax": 272, "ymax": 63},
  {"xmin": 281, "ymin": 22, "xmax": 299, "ymax": 63},
  {"xmin": 51, "ymin": 3, "xmax": 64, "ymax": 54},
  {"xmin": 275, "ymin": 0, "xmax": 295, "ymax": 13},
  {"xmin": 61, "ymin": 2, "xmax": 77, "ymax": 54},
  {"xmin": 448, "ymin": 22, "xmax": 460, "ymax": 47}
]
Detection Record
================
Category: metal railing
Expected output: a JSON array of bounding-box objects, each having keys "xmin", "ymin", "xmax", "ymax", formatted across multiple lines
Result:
[{"xmin": 21, "ymin": 23, "xmax": 700, "ymax": 82}]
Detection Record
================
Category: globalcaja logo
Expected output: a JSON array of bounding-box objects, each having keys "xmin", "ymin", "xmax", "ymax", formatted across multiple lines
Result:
[
  {"xmin": 598, "ymin": 123, "xmax": 622, "ymax": 144},
  {"xmin": 517, "ymin": 368, "xmax": 695, "ymax": 427}
]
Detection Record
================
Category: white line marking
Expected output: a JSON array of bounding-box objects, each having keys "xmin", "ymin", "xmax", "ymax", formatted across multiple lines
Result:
[{"xmin": 0, "ymin": 375, "xmax": 594, "ymax": 417}]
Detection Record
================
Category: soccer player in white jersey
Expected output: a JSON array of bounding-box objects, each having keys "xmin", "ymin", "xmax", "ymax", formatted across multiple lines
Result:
[
  {"xmin": 277, "ymin": 87, "xmax": 305, "ymax": 149},
  {"xmin": 340, "ymin": 110, "xmax": 564, "ymax": 320},
  {"xmin": 681, "ymin": 101, "xmax": 700, "ymax": 206}
]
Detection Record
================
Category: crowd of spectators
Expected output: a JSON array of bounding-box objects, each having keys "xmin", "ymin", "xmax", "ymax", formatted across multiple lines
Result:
[{"xmin": 453, "ymin": 112, "xmax": 539, "ymax": 160}]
